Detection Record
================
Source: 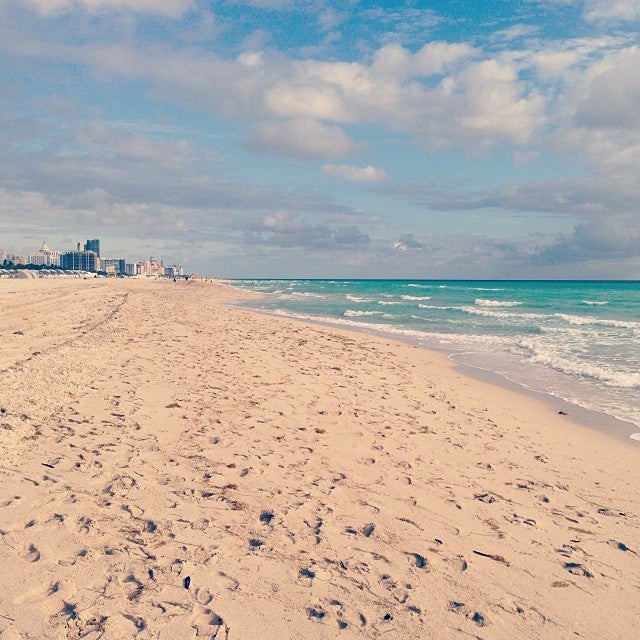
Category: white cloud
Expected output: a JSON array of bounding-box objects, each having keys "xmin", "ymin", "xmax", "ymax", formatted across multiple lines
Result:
[
  {"xmin": 445, "ymin": 59, "xmax": 546, "ymax": 146},
  {"xmin": 255, "ymin": 41, "xmax": 540, "ymax": 150},
  {"xmin": 322, "ymin": 164, "xmax": 388, "ymax": 183},
  {"xmin": 393, "ymin": 233, "xmax": 425, "ymax": 251},
  {"xmin": 247, "ymin": 118, "xmax": 356, "ymax": 160},
  {"xmin": 373, "ymin": 41, "xmax": 476, "ymax": 79},
  {"xmin": 264, "ymin": 81, "xmax": 351, "ymax": 122},
  {"xmin": 245, "ymin": 210, "xmax": 371, "ymax": 249},
  {"xmin": 22, "ymin": 0, "xmax": 195, "ymax": 17},
  {"xmin": 532, "ymin": 50, "xmax": 582, "ymax": 79},
  {"xmin": 227, "ymin": 0, "xmax": 297, "ymax": 8},
  {"xmin": 360, "ymin": 6, "xmax": 441, "ymax": 46},
  {"xmin": 0, "ymin": 12, "xmax": 541, "ymax": 156},
  {"xmin": 583, "ymin": 0, "xmax": 640, "ymax": 22},
  {"xmin": 571, "ymin": 46, "xmax": 640, "ymax": 130},
  {"xmin": 318, "ymin": 7, "xmax": 348, "ymax": 31}
]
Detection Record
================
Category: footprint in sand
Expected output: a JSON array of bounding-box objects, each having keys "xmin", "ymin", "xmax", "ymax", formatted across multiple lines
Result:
[
  {"xmin": 122, "ymin": 614, "xmax": 146, "ymax": 632},
  {"xmin": 21, "ymin": 543, "xmax": 41, "ymax": 562},
  {"xmin": 216, "ymin": 571, "xmax": 240, "ymax": 592},
  {"xmin": 406, "ymin": 552, "xmax": 429, "ymax": 569},
  {"xmin": 297, "ymin": 567, "xmax": 316, "ymax": 588},
  {"xmin": 194, "ymin": 588, "xmax": 214, "ymax": 605},
  {"xmin": 564, "ymin": 562, "xmax": 594, "ymax": 578},
  {"xmin": 191, "ymin": 608, "xmax": 225, "ymax": 637},
  {"xmin": 607, "ymin": 540, "xmax": 636, "ymax": 554},
  {"xmin": 448, "ymin": 602, "xmax": 488, "ymax": 628},
  {"xmin": 193, "ymin": 545, "xmax": 217, "ymax": 565}
]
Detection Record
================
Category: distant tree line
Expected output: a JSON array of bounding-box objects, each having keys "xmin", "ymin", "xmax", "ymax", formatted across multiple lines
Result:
[{"xmin": 1, "ymin": 260, "xmax": 46, "ymax": 270}]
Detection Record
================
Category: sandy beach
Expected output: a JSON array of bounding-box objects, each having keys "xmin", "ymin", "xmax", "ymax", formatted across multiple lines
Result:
[{"xmin": 0, "ymin": 277, "xmax": 638, "ymax": 640}]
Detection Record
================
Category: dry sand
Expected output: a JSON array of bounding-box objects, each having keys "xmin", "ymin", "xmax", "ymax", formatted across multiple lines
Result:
[{"xmin": 0, "ymin": 277, "xmax": 638, "ymax": 640}]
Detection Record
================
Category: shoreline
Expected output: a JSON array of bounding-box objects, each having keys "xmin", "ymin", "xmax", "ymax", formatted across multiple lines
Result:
[
  {"xmin": 1, "ymin": 278, "xmax": 638, "ymax": 639},
  {"xmin": 453, "ymin": 359, "xmax": 640, "ymax": 444},
  {"xmin": 229, "ymin": 292, "xmax": 640, "ymax": 447}
]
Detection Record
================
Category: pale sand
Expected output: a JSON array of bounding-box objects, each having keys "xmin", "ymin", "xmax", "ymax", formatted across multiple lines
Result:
[{"xmin": 0, "ymin": 278, "xmax": 638, "ymax": 640}]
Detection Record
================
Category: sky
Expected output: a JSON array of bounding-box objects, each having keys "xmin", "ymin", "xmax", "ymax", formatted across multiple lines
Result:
[{"xmin": 1, "ymin": 0, "xmax": 639, "ymax": 279}]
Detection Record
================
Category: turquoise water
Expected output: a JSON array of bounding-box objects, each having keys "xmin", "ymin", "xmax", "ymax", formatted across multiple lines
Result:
[{"xmin": 231, "ymin": 280, "xmax": 640, "ymax": 439}]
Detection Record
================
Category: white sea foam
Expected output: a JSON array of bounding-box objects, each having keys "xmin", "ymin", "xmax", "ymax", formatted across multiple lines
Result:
[
  {"xmin": 418, "ymin": 304, "xmax": 457, "ymax": 310},
  {"xmin": 343, "ymin": 309, "xmax": 383, "ymax": 317},
  {"xmin": 555, "ymin": 313, "xmax": 640, "ymax": 330},
  {"xmin": 378, "ymin": 300, "xmax": 404, "ymax": 305},
  {"xmin": 582, "ymin": 300, "xmax": 609, "ymax": 306},
  {"xmin": 462, "ymin": 306, "xmax": 535, "ymax": 321},
  {"xmin": 346, "ymin": 294, "xmax": 373, "ymax": 302},
  {"xmin": 401, "ymin": 295, "xmax": 433, "ymax": 301},
  {"xmin": 475, "ymin": 298, "xmax": 522, "ymax": 307},
  {"xmin": 279, "ymin": 291, "xmax": 327, "ymax": 300},
  {"xmin": 271, "ymin": 309, "xmax": 466, "ymax": 345},
  {"xmin": 520, "ymin": 337, "xmax": 640, "ymax": 389}
]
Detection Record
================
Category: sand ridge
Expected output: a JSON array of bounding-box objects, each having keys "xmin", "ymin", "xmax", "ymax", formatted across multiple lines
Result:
[{"xmin": 0, "ymin": 278, "xmax": 638, "ymax": 639}]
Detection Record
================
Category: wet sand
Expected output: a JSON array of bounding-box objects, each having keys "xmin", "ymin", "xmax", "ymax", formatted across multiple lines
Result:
[{"xmin": 0, "ymin": 277, "xmax": 638, "ymax": 639}]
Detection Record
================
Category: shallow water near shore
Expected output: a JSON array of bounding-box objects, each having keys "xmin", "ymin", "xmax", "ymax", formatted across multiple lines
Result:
[{"xmin": 231, "ymin": 279, "xmax": 640, "ymax": 442}]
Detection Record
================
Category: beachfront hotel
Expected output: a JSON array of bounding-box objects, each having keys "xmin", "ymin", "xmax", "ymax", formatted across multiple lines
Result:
[
  {"xmin": 27, "ymin": 242, "xmax": 61, "ymax": 267},
  {"xmin": 59, "ymin": 249, "xmax": 100, "ymax": 272}
]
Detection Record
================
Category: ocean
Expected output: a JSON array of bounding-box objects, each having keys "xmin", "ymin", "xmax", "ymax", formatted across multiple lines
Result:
[{"xmin": 230, "ymin": 280, "xmax": 640, "ymax": 442}]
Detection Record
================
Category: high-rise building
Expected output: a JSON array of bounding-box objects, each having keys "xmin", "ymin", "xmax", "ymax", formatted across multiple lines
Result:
[
  {"xmin": 60, "ymin": 250, "xmax": 99, "ymax": 272},
  {"xmin": 84, "ymin": 239, "xmax": 100, "ymax": 257},
  {"xmin": 135, "ymin": 257, "xmax": 165, "ymax": 277},
  {"xmin": 164, "ymin": 264, "xmax": 184, "ymax": 278},
  {"xmin": 101, "ymin": 258, "xmax": 126, "ymax": 275}
]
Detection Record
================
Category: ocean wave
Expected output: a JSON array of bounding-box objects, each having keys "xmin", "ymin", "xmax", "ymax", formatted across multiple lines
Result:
[
  {"xmin": 378, "ymin": 300, "xmax": 404, "ymax": 306},
  {"xmin": 401, "ymin": 295, "xmax": 433, "ymax": 301},
  {"xmin": 463, "ymin": 306, "xmax": 640, "ymax": 334},
  {"xmin": 271, "ymin": 309, "xmax": 438, "ymax": 340},
  {"xmin": 555, "ymin": 313, "xmax": 640, "ymax": 330},
  {"xmin": 346, "ymin": 294, "xmax": 373, "ymax": 303},
  {"xmin": 343, "ymin": 309, "xmax": 384, "ymax": 317},
  {"xmin": 278, "ymin": 291, "xmax": 328, "ymax": 299},
  {"xmin": 520, "ymin": 338, "xmax": 640, "ymax": 389},
  {"xmin": 581, "ymin": 300, "xmax": 609, "ymax": 306},
  {"xmin": 462, "ymin": 306, "xmax": 534, "ymax": 320},
  {"xmin": 475, "ymin": 298, "xmax": 522, "ymax": 307},
  {"xmin": 418, "ymin": 304, "xmax": 457, "ymax": 310}
]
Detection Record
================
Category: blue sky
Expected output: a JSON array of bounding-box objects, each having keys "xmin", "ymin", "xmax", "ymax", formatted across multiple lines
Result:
[{"xmin": 1, "ymin": 0, "xmax": 639, "ymax": 278}]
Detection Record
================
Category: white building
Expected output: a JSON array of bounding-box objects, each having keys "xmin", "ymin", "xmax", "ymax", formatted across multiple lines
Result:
[
  {"xmin": 135, "ymin": 257, "xmax": 165, "ymax": 277},
  {"xmin": 164, "ymin": 264, "xmax": 184, "ymax": 278},
  {"xmin": 28, "ymin": 242, "xmax": 60, "ymax": 267}
]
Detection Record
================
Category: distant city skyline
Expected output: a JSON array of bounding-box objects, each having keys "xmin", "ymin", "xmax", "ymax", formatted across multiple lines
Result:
[
  {"xmin": 2, "ymin": 237, "xmax": 183, "ymax": 277},
  {"xmin": 1, "ymin": 1, "xmax": 640, "ymax": 279}
]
